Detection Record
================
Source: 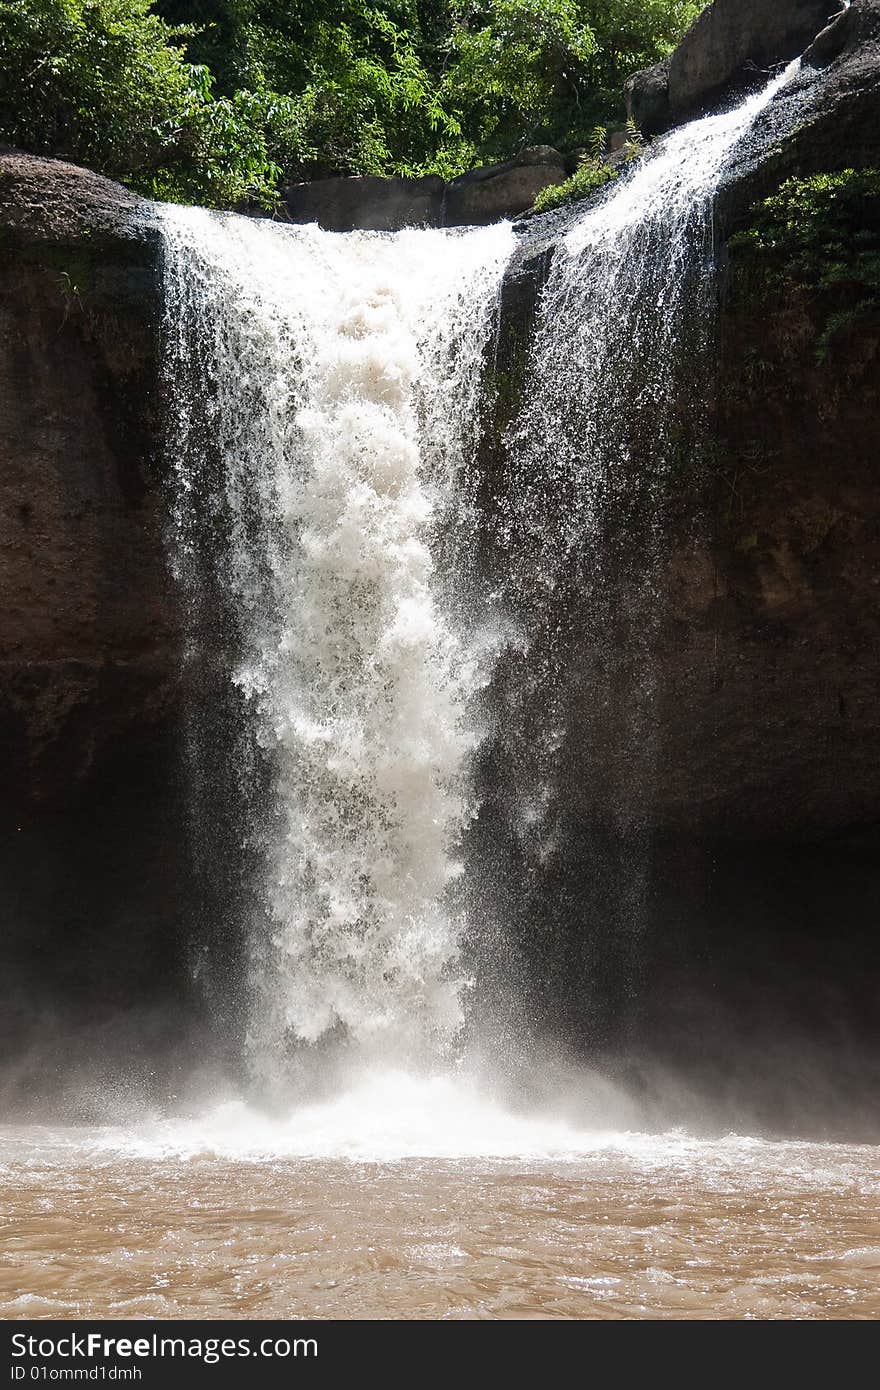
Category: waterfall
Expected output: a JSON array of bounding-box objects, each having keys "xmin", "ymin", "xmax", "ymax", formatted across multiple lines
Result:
[
  {"xmin": 161, "ymin": 213, "xmax": 513, "ymax": 1077},
  {"xmin": 159, "ymin": 62, "xmax": 800, "ymax": 1088},
  {"xmin": 476, "ymin": 61, "xmax": 805, "ymax": 1034},
  {"xmin": 501, "ymin": 61, "xmax": 802, "ymax": 592}
]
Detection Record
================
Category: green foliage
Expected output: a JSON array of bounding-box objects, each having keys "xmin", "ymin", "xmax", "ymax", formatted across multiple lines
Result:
[
  {"xmin": 589, "ymin": 125, "xmax": 607, "ymax": 160},
  {"xmin": 432, "ymin": 0, "xmax": 700, "ymax": 164},
  {"xmin": 623, "ymin": 117, "xmax": 643, "ymax": 159},
  {"xmin": 0, "ymin": 0, "xmax": 287, "ymax": 204},
  {"xmin": 0, "ymin": 0, "xmax": 701, "ymax": 204},
  {"xmin": 563, "ymin": 0, "xmax": 701, "ymax": 132},
  {"xmin": 532, "ymin": 156, "xmax": 616, "ymax": 214},
  {"xmin": 730, "ymin": 169, "xmax": 880, "ymax": 276},
  {"xmin": 730, "ymin": 169, "xmax": 880, "ymax": 359},
  {"xmin": 0, "ymin": 0, "xmax": 199, "ymax": 175},
  {"xmin": 238, "ymin": 2, "xmax": 463, "ymax": 178},
  {"xmin": 436, "ymin": 0, "xmax": 596, "ymax": 163}
]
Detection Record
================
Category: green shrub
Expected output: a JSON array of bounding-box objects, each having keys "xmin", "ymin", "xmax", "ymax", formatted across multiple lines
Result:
[
  {"xmin": 0, "ymin": 0, "xmax": 701, "ymax": 205},
  {"xmin": 0, "ymin": 0, "xmax": 288, "ymax": 205},
  {"xmin": 730, "ymin": 169, "xmax": 880, "ymax": 277},
  {"xmin": 532, "ymin": 157, "xmax": 617, "ymax": 214},
  {"xmin": 729, "ymin": 169, "xmax": 880, "ymax": 359}
]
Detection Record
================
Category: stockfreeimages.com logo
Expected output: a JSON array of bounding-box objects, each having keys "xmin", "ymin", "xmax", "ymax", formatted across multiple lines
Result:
[{"xmin": 11, "ymin": 1333, "xmax": 317, "ymax": 1373}]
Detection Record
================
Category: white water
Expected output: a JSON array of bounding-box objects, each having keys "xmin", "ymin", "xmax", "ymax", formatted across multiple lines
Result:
[
  {"xmin": 502, "ymin": 59, "xmax": 802, "ymax": 578},
  {"xmin": 491, "ymin": 60, "xmax": 804, "ymax": 874},
  {"xmin": 566, "ymin": 59, "xmax": 801, "ymax": 259},
  {"xmin": 162, "ymin": 215, "xmax": 514, "ymax": 1074},
  {"xmin": 159, "ymin": 64, "xmax": 801, "ymax": 1118},
  {"xmin": 55, "ymin": 1073, "xmax": 622, "ymax": 1163},
  {"xmin": 4, "ymin": 1066, "xmax": 878, "ymax": 1169}
]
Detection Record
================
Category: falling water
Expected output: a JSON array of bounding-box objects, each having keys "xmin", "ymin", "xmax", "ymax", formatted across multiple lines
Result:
[
  {"xmin": 159, "ymin": 62, "xmax": 804, "ymax": 1098},
  {"xmin": 502, "ymin": 59, "xmax": 803, "ymax": 579},
  {"xmin": 7, "ymin": 60, "xmax": 877, "ymax": 1325},
  {"xmin": 478, "ymin": 61, "xmax": 806, "ymax": 1020},
  {"xmin": 161, "ymin": 214, "xmax": 514, "ymax": 1078}
]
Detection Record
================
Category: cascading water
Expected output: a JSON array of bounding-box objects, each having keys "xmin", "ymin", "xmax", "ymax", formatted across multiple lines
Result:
[
  {"xmin": 161, "ymin": 214, "xmax": 514, "ymax": 1080},
  {"xmin": 160, "ymin": 61, "xmax": 802, "ymax": 1104},
  {"xmin": 477, "ymin": 61, "xmax": 805, "ymax": 1033},
  {"xmin": 502, "ymin": 59, "xmax": 803, "ymax": 578}
]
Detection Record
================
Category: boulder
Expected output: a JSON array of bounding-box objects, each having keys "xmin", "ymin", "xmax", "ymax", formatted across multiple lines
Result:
[
  {"xmin": 281, "ymin": 173, "xmax": 444, "ymax": 233},
  {"xmin": 280, "ymin": 149, "xmax": 568, "ymax": 232},
  {"xmin": 0, "ymin": 149, "xmax": 153, "ymax": 248},
  {"xmin": 804, "ymin": 0, "xmax": 880, "ymax": 69},
  {"xmin": 624, "ymin": 59, "xmax": 671, "ymax": 138},
  {"xmin": 627, "ymin": 0, "xmax": 843, "ymax": 134},
  {"xmin": 444, "ymin": 147, "xmax": 567, "ymax": 226}
]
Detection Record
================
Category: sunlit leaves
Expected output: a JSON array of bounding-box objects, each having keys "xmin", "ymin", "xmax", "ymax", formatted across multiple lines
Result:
[{"xmin": 0, "ymin": 0, "xmax": 702, "ymax": 203}]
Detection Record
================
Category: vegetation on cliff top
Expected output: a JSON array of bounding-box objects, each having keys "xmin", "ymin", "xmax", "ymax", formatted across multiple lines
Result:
[
  {"xmin": 0, "ymin": 0, "xmax": 700, "ymax": 206},
  {"xmin": 531, "ymin": 118, "xmax": 644, "ymax": 212},
  {"xmin": 730, "ymin": 169, "xmax": 880, "ymax": 360}
]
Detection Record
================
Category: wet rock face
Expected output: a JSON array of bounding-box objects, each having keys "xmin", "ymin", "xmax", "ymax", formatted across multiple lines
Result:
[
  {"xmin": 0, "ymin": 154, "xmax": 198, "ymax": 1084},
  {"xmin": 501, "ymin": 7, "xmax": 880, "ymax": 848},
  {"xmin": 481, "ymin": 256, "xmax": 880, "ymax": 846},
  {"xmin": 640, "ymin": 293, "xmax": 880, "ymax": 844},
  {"xmin": 0, "ymin": 154, "xmax": 172, "ymax": 812},
  {"xmin": 627, "ymin": 0, "xmax": 843, "ymax": 134}
]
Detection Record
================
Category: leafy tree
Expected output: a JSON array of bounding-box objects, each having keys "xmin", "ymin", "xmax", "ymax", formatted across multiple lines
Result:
[
  {"xmin": 152, "ymin": 0, "xmax": 704, "ymax": 181},
  {"xmin": 582, "ymin": 0, "xmax": 702, "ymax": 88},
  {"xmin": 0, "ymin": 0, "xmax": 703, "ymax": 203},
  {"xmin": 439, "ymin": 0, "xmax": 596, "ymax": 164},
  {"xmin": 0, "ymin": 0, "xmax": 289, "ymax": 204}
]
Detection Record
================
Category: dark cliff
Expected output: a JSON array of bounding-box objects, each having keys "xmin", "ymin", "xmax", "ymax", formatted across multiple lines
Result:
[
  {"xmin": 0, "ymin": 156, "xmax": 196, "ymax": 1100},
  {"xmin": 0, "ymin": 155, "xmax": 169, "ymax": 811}
]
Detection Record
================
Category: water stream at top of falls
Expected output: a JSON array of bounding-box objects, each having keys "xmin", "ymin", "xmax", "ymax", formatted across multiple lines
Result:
[
  {"xmin": 159, "ymin": 60, "xmax": 802, "ymax": 1096},
  {"xmin": 500, "ymin": 59, "xmax": 802, "ymax": 591}
]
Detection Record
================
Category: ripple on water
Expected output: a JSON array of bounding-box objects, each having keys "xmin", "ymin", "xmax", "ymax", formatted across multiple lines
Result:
[{"xmin": 1, "ymin": 1077, "xmax": 878, "ymax": 1320}]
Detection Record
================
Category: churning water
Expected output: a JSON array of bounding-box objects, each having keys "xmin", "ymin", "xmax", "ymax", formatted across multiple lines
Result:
[
  {"xmin": 3, "ymin": 1127, "xmax": 879, "ymax": 1319},
  {"xmin": 161, "ymin": 214, "xmax": 514, "ymax": 1074}
]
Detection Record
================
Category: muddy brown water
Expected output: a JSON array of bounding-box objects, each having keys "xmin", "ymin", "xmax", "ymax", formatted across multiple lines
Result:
[{"xmin": 2, "ymin": 1128, "xmax": 878, "ymax": 1319}]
